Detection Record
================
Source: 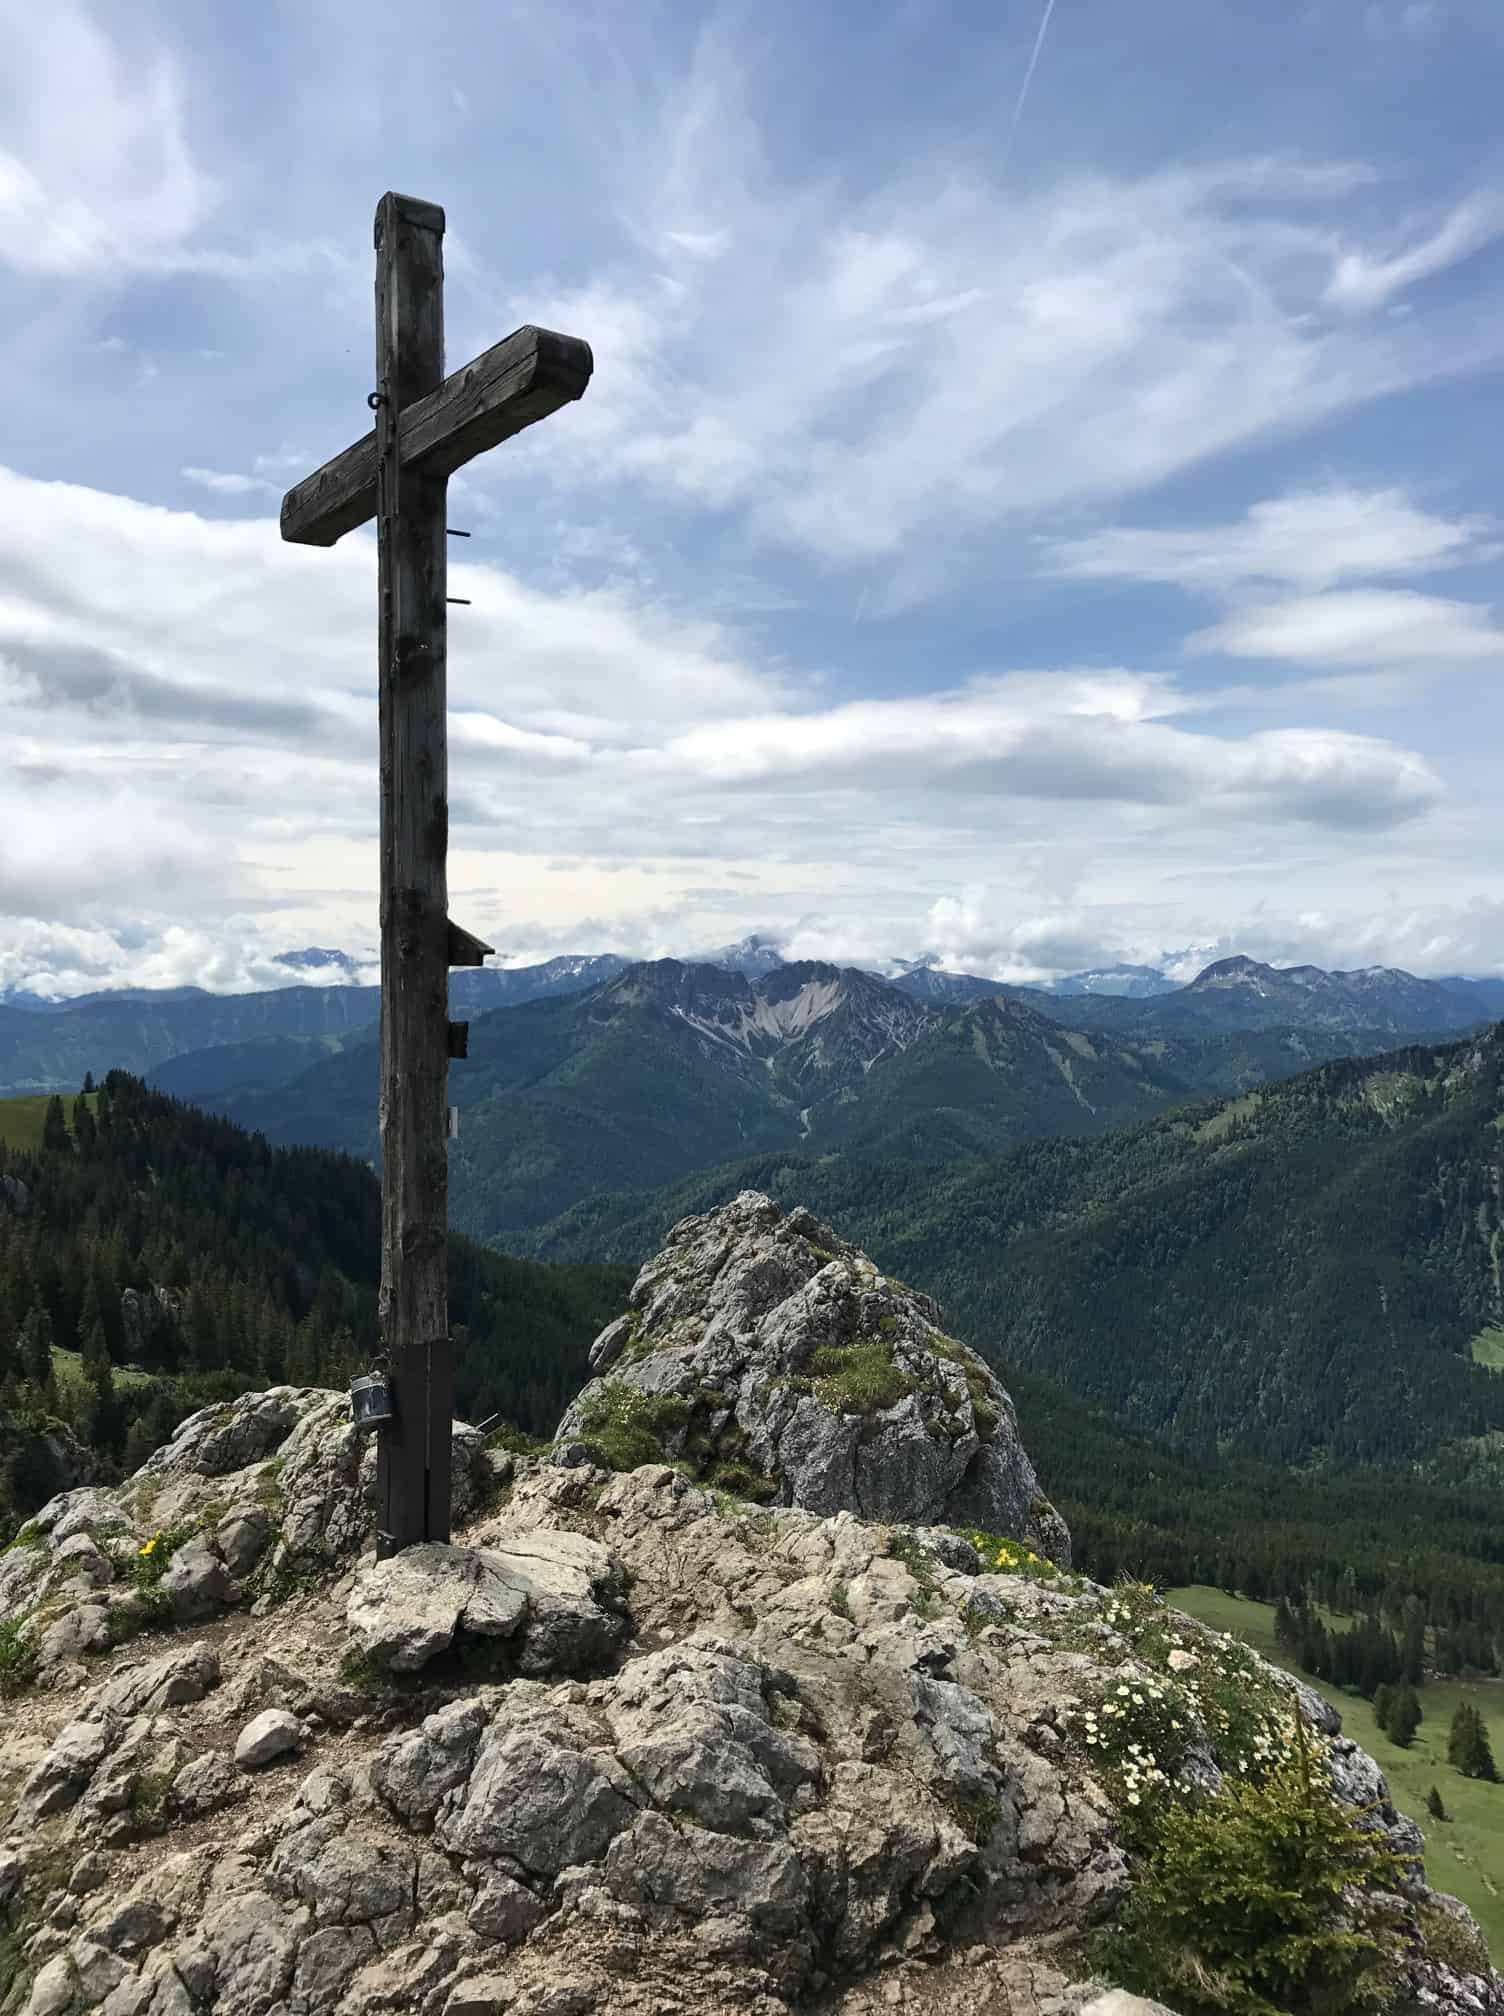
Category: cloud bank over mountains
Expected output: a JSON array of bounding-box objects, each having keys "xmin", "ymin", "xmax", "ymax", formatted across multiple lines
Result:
[{"xmin": 2, "ymin": 1, "xmax": 1503, "ymax": 996}]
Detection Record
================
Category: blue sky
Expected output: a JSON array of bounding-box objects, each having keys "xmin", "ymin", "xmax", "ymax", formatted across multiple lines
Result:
[{"xmin": 2, "ymin": 0, "xmax": 1503, "ymax": 995}]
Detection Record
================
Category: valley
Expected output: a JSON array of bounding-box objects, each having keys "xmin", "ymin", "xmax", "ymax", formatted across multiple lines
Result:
[{"xmin": 1171, "ymin": 1585, "xmax": 1504, "ymax": 1956}]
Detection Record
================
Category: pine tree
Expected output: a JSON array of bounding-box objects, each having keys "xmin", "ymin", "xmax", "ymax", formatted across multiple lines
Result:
[
  {"xmin": 73, "ymin": 1097, "xmax": 97, "ymax": 1156},
  {"xmin": 81, "ymin": 1314, "xmax": 110, "ymax": 1379},
  {"xmin": 1373, "ymin": 1684, "xmax": 1395, "ymax": 1736},
  {"xmin": 81, "ymin": 1071, "xmax": 94, "ymax": 1094},
  {"xmin": 18, "ymin": 1303, "xmax": 54, "ymax": 1388},
  {"xmin": 1387, "ymin": 1685, "xmax": 1422, "ymax": 1748},
  {"xmin": 1401, "ymin": 1596, "xmax": 1427, "ymax": 1687},
  {"xmin": 1449, "ymin": 1703, "xmax": 1500, "ymax": 1783},
  {"xmin": 1426, "ymin": 1786, "xmax": 1449, "ymax": 1823},
  {"xmin": 41, "ymin": 1095, "xmax": 70, "ymax": 1154}
]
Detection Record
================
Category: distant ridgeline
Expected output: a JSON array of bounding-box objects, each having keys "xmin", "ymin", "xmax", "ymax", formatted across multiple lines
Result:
[
  {"xmin": 524, "ymin": 1024, "xmax": 1504, "ymax": 1666},
  {"xmin": 531, "ymin": 1023, "xmax": 1504, "ymax": 1477},
  {"xmin": 160, "ymin": 960, "xmax": 1496, "ymax": 1249},
  {"xmin": 0, "ymin": 1073, "xmax": 629, "ymax": 1532}
]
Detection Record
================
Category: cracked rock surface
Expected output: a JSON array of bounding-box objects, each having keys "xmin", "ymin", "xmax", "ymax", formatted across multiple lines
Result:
[
  {"xmin": 1, "ymin": 1452, "xmax": 1499, "ymax": 2016},
  {"xmin": 556, "ymin": 1192, "xmax": 1071, "ymax": 1559}
]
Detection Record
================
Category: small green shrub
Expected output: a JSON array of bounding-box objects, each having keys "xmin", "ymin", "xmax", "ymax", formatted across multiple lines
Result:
[
  {"xmin": 944, "ymin": 1787, "xmax": 1001, "ymax": 1844},
  {"xmin": 1104, "ymin": 1725, "xmax": 1411, "ymax": 2016},
  {"xmin": 338, "ymin": 1644, "xmax": 384, "ymax": 1690},
  {"xmin": 1100, "ymin": 1584, "xmax": 1289, "ymax": 1781},
  {"xmin": 1, "ymin": 1524, "xmax": 46, "ymax": 1555},
  {"xmin": 0, "ymin": 1615, "xmax": 39, "ymax": 1698},
  {"xmin": 830, "ymin": 1577, "xmax": 852, "ymax": 1621},
  {"xmin": 485, "ymin": 1422, "xmax": 550, "ymax": 1457},
  {"xmin": 577, "ymin": 1383, "xmax": 691, "ymax": 1471},
  {"xmin": 887, "ymin": 1534, "xmax": 945, "ymax": 1618},
  {"xmin": 128, "ymin": 1523, "xmax": 197, "ymax": 1594},
  {"xmin": 706, "ymin": 1458, "xmax": 778, "ymax": 1503},
  {"xmin": 128, "ymin": 1765, "xmax": 178, "ymax": 1819},
  {"xmin": 1413, "ymin": 1897, "xmax": 1490, "ymax": 1978}
]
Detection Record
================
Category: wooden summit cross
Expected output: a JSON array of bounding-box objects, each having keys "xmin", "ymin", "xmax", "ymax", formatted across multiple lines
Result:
[{"xmin": 281, "ymin": 193, "xmax": 592, "ymax": 1557}]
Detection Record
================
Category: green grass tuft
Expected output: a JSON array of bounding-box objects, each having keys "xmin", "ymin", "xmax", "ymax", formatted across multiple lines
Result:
[
  {"xmin": 808, "ymin": 1336, "xmax": 916, "ymax": 1417},
  {"xmin": 576, "ymin": 1382, "xmax": 691, "ymax": 1471},
  {"xmin": 0, "ymin": 1615, "xmax": 39, "ymax": 1698}
]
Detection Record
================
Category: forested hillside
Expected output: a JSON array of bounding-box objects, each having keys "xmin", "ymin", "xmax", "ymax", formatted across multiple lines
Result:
[
  {"xmin": 530, "ymin": 1024, "xmax": 1504, "ymax": 1475},
  {"xmin": 191, "ymin": 959, "xmax": 1437, "ymax": 1243},
  {"xmin": 0, "ymin": 1075, "xmax": 629, "ymax": 1531}
]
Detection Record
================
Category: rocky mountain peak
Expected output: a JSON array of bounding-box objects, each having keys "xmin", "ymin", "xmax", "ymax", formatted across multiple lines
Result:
[
  {"xmin": 0, "ymin": 1293, "xmax": 1498, "ymax": 2015},
  {"xmin": 557, "ymin": 1190, "xmax": 1070, "ymax": 1555},
  {"xmin": 1187, "ymin": 955, "xmax": 1274, "ymax": 991}
]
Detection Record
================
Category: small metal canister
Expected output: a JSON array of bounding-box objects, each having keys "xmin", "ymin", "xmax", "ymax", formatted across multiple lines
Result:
[{"xmin": 350, "ymin": 1370, "xmax": 393, "ymax": 1431}]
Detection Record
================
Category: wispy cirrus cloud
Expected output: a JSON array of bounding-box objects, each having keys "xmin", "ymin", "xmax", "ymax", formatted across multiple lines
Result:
[
  {"xmin": 1192, "ymin": 588, "xmax": 1504, "ymax": 665},
  {"xmin": 1048, "ymin": 487, "xmax": 1497, "ymax": 594},
  {"xmin": 1324, "ymin": 192, "xmax": 1504, "ymax": 311},
  {"xmin": 478, "ymin": 134, "xmax": 1504, "ymax": 589}
]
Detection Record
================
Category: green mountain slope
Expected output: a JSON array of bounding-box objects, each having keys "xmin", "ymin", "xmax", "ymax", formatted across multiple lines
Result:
[
  {"xmin": 528, "ymin": 1025, "xmax": 1504, "ymax": 1477},
  {"xmin": 0, "ymin": 1076, "xmax": 630, "ymax": 1529}
]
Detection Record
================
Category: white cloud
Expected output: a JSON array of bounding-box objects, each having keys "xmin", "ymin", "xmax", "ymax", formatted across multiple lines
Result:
[
  {"xmin": 0, "ymin": 466, "xmax": 1458, "ymax": 995},
  {"xmin": 921, "ymin": 889, "xmax": 1504, "ymax": 988},
  {"xmin": 1048, "ymin": 487, "xmax": 1496, "ymax": 594},
  {"xmin": 0, "ymin": 3, "xmax": 214, "ymax": 276},
  {"xmin": 652, "ymin": 678, "xmax": 1438, "ymax": 830},
  {"xmin": 1324, "ymin": 193, "xmax": 1504, "ymax": 312},
  {"xmin": 181, "ymin": 467, "xmax": 276, "ymax": 497},
  {"xmin": 1193, "ymin": 589, "xmax": 1504, "ymax": 665},
  {"xmin": 479, "ymin": 127, "xmax": 1504, "ymax": 583}
]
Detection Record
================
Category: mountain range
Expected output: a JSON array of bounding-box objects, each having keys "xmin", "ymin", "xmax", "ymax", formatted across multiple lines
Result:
[
  {"xmin": 179, "ymin": 958, "xmax": 1452, "ymax": 1245},
  {"xmin": 3, "ymin": 942, "xmax": 1499, "ymax": 1100}
]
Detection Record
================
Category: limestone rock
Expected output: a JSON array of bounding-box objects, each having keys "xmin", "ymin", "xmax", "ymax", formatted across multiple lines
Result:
[
  {"xmin": 121, "ymin": 1386, "xmax": 491, "ymax": 1589},
  {"xmin": 347, "ymin": 1534, "xmax": 627, "ymax": 1678},
  {"xmin": 554, "ymin": 1191, "xmax": 1069, "ymax": 1560},
  {"xmin": 0, "ymin": 1382, "xmax": 1499, "ymax": 2016},
  {"xmin": 161, "ymin": 1542, "xmax": 233, "ymax": 1624},
  {"xmin": 214, "ymin": 1507, "xmax": 273, "ymax": 1580},
  {"xmin": 234, "ymin": 1709, "xmax": 306, "ymax": 1771}
]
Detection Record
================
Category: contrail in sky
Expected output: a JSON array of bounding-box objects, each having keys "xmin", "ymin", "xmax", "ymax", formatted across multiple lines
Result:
[{"xmin": 1003, "ymin": 0, "xmax": 1059, "ymax": 163}]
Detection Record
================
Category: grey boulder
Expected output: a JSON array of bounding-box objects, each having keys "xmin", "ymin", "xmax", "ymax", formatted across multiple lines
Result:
[{"xmin": 235, "ymin": 1709, "xmax": 306, "ymax": 1772}]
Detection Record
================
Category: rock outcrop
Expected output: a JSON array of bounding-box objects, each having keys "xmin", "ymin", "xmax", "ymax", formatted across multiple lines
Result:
[
  {"xmin": 0, "ymin": 1198, "xmax": 1499, "ymax": 2016},
  {"xmin": 556, "ymin": 1191, "xmax": 1070, "ymax": 1560},
  {"xmin": 2, "ymin": 1428, "xmax": 1498, "ymax": 2016}
]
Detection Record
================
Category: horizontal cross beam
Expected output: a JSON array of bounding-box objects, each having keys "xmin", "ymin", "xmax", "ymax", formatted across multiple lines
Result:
[{"xmin": 280, "ymin": 324, "xmax": 594, "ymax": 547}]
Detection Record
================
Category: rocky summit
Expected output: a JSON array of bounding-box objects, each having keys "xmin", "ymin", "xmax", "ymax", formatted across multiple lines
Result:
[
  {"xmin": 0, "ymin": 1208, "xmax": 1498, "ymax": 2016},
  {"xmin": 556, "ymin": 1191, "xmax": 1071, "ymax": 1561}
]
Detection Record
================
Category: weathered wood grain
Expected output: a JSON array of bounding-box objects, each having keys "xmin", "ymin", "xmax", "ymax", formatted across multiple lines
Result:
[
  {"xmin": 374, "ymin": 190, "xmax": 453, "ymax": 1556},
  {"xmin": 280, "ymin": 324, "xmax": 593, "ymax": 547},
  {"xmin": 282, "ymin": 189, "xmax": 591, "ymax": 1557}
]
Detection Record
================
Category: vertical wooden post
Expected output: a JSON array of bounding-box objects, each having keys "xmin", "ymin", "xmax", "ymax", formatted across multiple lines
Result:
[{"xmin": 374, "ymin": 193, "xmax": 453, "ymax": 1556}]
